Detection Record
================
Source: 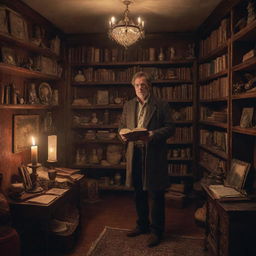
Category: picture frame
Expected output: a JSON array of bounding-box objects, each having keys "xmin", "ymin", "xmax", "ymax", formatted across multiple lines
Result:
[
  {"xmin": 225, "ymin": 159, "xmax": 250, "ymax": 190},
  {"xmin": 9, "ymin": 10, "xmax": 28, "ymax": 41},
  {"xmin": 1, "ymin": 47, "xmax": 16, "ymax": 65},
  {"xmin": 18, "ymin": 165, "xmax": 32, "ymax": 191},
  {"xmin": 13, "ymin": 115, "xmax": 40, "ymax": 153},
  {"xmin": 39, "ymin": 82, "xmax": 52, "ymax": 105},
  {"xmin": 0, "ymin": 6, "xmax": 8, "ymax": 34},
  {"xmin": 240, "ymin": 107, "xmax": 254, "ymax": 128},
  {"xmin": 96, "ymin": 90, "xmax": 109, "ymax": 105}
]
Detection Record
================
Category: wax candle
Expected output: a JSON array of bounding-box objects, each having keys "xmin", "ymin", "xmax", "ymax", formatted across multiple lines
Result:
[
  {"xmin": 47, "ymin": 135, "xmax": 57, "ymax": 162},
  {"xmin": 31, "ymin": 137, "xmax": 38, "ymax": 165}
]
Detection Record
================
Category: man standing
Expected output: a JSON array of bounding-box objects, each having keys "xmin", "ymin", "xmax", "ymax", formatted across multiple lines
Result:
[{"xmin": 119, "ymin": 71, "xmax": 174, "ymax": 247}]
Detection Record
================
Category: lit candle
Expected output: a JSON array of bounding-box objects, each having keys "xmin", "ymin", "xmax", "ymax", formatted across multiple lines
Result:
[
  {"xmin": 138, "ymin": 17, "xmax": 141, "ymax": 24},
  {"xmin": 47, "ymin": 135, "xmax": 57, "ymax": 162},
  {"xmin": 142, "ymin": 20, "xmax": 145, "ymax": 27},
  {"xmin": 111, "ymin": 16, "xmax": 115, "ymax": 24},
  {"xmin": 31, "ymin": 136, "xmax": 38, "ymax": 165}
]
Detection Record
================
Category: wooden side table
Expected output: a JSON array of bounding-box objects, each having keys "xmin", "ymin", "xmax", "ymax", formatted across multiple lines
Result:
[{"xmin": 202, "ymin": 183, "xmax": 256, "ymax": 256}]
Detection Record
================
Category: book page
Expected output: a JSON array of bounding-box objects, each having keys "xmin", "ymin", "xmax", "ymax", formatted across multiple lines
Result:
[
  {"xmin": 26, "ymin": 195, "xmax": 58, "ymax": 205},
  {"xmin": 45, "ymin": 188, "xmax": 69, "ymax": 196},
  {"xmin": 209, "ymin": 185, "xmax": 244, "ymax": 199}
]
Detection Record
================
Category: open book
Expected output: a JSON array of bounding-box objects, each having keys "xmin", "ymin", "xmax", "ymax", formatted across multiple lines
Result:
[
  {"xmin": 119, "ymin": 128, "xmax": 148, "ymax": 141},
  {"xmin": 208, "ymin": 185, "xmax": 246, "ymax": 199}
]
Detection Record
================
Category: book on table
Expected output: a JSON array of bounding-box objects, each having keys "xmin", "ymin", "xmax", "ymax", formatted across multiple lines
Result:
[
  {"xmin": 119, "ymin": 128, "xmax": 148, "ymax": 141},
  {"xmin": 208, "ymin": 159, "xmax": 250, "ymax": 200}
]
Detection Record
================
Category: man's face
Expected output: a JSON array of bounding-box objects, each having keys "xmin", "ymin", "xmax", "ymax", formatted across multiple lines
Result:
[{"xmin": 134, "ymin": 76, "xmax": 150, "ymax": 101}]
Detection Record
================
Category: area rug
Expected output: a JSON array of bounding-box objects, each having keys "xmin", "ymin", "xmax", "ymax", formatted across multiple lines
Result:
[{"xmin": 87, "ymin": 226, "xmax": 209, "ymax": 256}]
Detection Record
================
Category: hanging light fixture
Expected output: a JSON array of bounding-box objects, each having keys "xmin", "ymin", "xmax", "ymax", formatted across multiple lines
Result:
[{"xmin": 109, "ymin": 0, "xmax": 145, "ymax": 48}]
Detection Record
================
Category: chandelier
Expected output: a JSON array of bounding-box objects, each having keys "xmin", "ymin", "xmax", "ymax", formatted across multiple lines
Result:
[{"xmin": 109, "ymin": 0, "xmax": 145, "ymax": 48}]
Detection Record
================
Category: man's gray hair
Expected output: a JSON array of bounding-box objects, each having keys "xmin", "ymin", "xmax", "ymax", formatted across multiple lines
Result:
[{"xmin": 131, "ymin": 71, "xmax": 152, "ymax": 87}]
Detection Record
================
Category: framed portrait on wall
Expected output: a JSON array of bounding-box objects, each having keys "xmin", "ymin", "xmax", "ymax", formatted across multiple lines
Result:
[
  {"xmin": 9, "ymin": 10, "xmax": 28, "ymax": 41},
  {"xmin": 13, "ymin": 115, "xmax": 40, "ymax": 153},
  {"xmin": 96, "ymin": 90, "xmax": 109, "ymax": 105}
]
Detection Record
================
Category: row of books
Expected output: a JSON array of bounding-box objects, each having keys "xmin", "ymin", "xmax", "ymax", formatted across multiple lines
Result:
[
  {"xmin": 77, "ymin": 66, "xmax": 192, "ymax": 82},
  {"xmin": 200, "ymin": 77, "xmax": 228, "ymax": 99},
  {"xmin": 200, "ymin": 107, "xmax": 227, "ymax": 122},
  {"xmin": 199, "ymin": 54, "xmax": 228, "ymax": 79},
  {"xmin": 170, "ymin": 106, "xmax": 193, "ymax": 121},
  {"xmin": 69, "ymin": 46, "xmax": 189, "ymax": 63},
  {"xmin": 200, "ymin": 129, "xmax": 228, "ymax": 152},
  {"xmin": 167, "ymin": 127, "xmax": 193, "ymax": 142},
  {"xmin": 200, "ymin": 150, "xmax": 227, "ymax": 172},
  {"xmin": 168, "ymin": 163, "xmax": 189, "ymax": 176},
  {"xmin": 199, "ymin": 18, "xmax": 229, "ymax": 58},
  {"xmin": 152, "ymin": 84, "xmax": 192, "ymax": 100}
]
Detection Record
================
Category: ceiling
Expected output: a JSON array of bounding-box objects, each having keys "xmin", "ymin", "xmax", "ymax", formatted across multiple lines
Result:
[{"xmin": 21, "ymin": 0, "xmax": 222, "ymax": 34}]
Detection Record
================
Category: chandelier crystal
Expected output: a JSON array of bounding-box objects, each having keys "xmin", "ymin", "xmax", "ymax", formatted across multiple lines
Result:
[{"xmin": 109, "ymin": 0, "xmax": 145, "ymax": 48}]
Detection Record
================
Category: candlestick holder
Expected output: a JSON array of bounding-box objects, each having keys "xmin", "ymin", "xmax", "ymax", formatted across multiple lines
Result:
[{"xmin": 27, "ymin": 163, "xmax": 44, "ymax": 193}]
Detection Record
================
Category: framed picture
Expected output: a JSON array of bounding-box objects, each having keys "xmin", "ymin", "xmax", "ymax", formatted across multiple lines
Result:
[
  {"xmin": 0, "ymin": 6, "xmax": 8, "ymax": 34},
  {"xmin": 96, "ymin": 90, "xmax": 109, "ymax": 105},
  {"xmin": 9, "ymin": 10, "xmax": 28, "ymax": 41},
  {"xmin": 18, "ymin": 165, "xmax": 32, "ymax": 191},
  {"xmin": 1, "ymin": 47, "xmax": 16, "ymax": 65},
  {"xmin": 240, "ymin": 107, "xmax": 254, "ymax": 128},
  {"xmin": 225, "ymin": 159, "xmax": 250, "ymax": 190},
  {"xmin": 13, "ymin": 115, "xmax": 40, "ymax": 153},
  {"xmin": 39, "ymin": 82, "xmax": 52, "ymax": 105}
]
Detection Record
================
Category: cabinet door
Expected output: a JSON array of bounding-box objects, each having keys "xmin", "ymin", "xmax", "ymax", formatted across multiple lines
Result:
[{"xmin": 218, "ymin": 212, "xmax": 229, "ymax": 256}]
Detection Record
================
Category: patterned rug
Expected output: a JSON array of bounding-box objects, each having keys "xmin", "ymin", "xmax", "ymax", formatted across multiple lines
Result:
[{"xmin": 87, "ymin": 226, "xmax": 209, "ymax": 256}]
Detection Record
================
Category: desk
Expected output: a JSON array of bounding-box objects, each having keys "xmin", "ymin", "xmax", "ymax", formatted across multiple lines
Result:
[
  {"xmin": 202, "ymin": 183, "xmax": 256, "ymax": 256},
  {"xmin": 9, "ymin": 180, "xmax": 83, "ymax": 255}
]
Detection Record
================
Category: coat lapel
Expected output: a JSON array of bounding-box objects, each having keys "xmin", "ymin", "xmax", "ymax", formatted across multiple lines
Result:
[
  {"xmin": 143, "ymin": 96, "xmax": 156, "ymax": 128},
  {"xmin": 129, "ymin": 98, "xmax": 137, "ymax": 129}
]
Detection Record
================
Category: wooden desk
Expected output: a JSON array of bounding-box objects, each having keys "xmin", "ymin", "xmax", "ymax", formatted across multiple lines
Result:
[
  {"xmin": 9, "ymin": 181, "xmax": 82, "ymax": 255},
  {"xmin": 202, "ymin": 184, "xmax": 256, "ymax": 256}
]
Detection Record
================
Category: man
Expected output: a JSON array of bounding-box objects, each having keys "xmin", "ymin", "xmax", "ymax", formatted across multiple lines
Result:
[{"xmin": 119, "ymin": 71, "xmax": 174, "ymax": 247}]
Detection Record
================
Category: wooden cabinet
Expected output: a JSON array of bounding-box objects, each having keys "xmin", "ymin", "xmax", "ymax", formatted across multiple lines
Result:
[
  {"xmin": 203, "ymin": 184, "xmax": 256, "ymax": 256},
  {"xmin": 66, "ymin": 38, "xmax": 196, "ymax": 191}
]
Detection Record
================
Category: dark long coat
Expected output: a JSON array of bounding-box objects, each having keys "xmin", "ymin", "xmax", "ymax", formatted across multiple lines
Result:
[{"xmin": 119, "ymin": 95, "xmax": 174, "ymax": 191}]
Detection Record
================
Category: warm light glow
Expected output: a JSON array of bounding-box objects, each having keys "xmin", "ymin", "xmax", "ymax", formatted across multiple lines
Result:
[
  {"xmin": 109, "ymin": 0, "xmax": 145, "ymax": 48},
  {"xmin": 31, "ymin": 137, "xmax": 38, "ymax": 165},
  {"xmin": 31, "ymin": 136, "xmax": 35, "ymax": 146},
  {"xmin": 48, "ymin": 135, "xmax": 57, "ymax": 162}
]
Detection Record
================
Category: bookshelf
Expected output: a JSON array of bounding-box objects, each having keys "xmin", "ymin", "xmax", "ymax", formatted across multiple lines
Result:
[
  {"xmin": 66, "ymin": 35, "xmax": 196, "ymax": 191},
  {"xmin": 197, "ymin": 0, "xmax": 256, "ymax": 189}
]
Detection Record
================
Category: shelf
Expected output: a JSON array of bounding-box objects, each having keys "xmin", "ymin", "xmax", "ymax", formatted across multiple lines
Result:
[
  {"xmin": 71, "ymin": 59, "xmax": 195, "ymax": 67},
  {"xmin": 173, "ymin": 120, "xmax": 193, "ymax": 124},
  {"xmin": 71, "ymin": 104, "xmax": 123, "ymax": 110},
  {"xmin": 198, "ymin": 162, "xmax": 212, "ymax": 173},
  {"xmin": 72, "ymin": 164, "xmax": 126, "ymax": 169},
  {"xmin": 74, "ymin": 139, "xmax": 121, "ymax": 144},
  {"xmin": 168, "ymin": 99, "xmax": 193, "ymax": 103},
  {"xmin": 199, "ymin": 120, "xmax": 227, "ymax": 129},
  {"xmin": 232, "ymin": 126, "xmax": 256, "ymax": 136},
  {"xmin": 169, "ymin": 174, "xmax": 193, "ymax": 177},
  {"xmin": 198, "ymin": 43, "xmax": 228, "ymax": 63},
  {"xmin": 199, "ymin": 144, "xmax": 228, "ymax": 160},
  {"xmin": 232, "ymin": 92, "xmax": 256, "ymax": 100},
  {"xmin": 99, "ymin": 184, "xmax": 133, "ymax": 191},
  {"xmin": 232, "ymin": 19, "xmax": 256, "ymax": 42},
  {"xmin": 0, "ymin": 104, "xmax": 55, "ymax": 109},
  {"xmin": 167, "ymin": 141, "xmax": 193, "ymax": 145},
  {"xmin": 0, "ymin": 32, "xmax": 60, "ymax": 59},
  {"xmin": 0, "ymin": 63, "xmax": 60, "ymax": 80},
  {"xmin": 232, "ymin": 56, "xmax": 256, "ymax": 72},
  {"xmin": 198, "ymin": 70, "xmax": 228, "ymax": 83},
  {"xmin": 168, "ymin": 158, "xmax": 193, "ymax": 161},
  {"xmin": 72, "ymin": 124, "xmax": 119, "ymax": 129},
  {"xmin": 199, "ymin": 97, "xmax": 228, "ymax": 103},
  {"xmin": 72, "ymin": 79, "xmax": 193, "ymax": 87}
]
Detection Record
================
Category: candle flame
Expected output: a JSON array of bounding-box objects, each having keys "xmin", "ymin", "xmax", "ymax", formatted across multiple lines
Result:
[{"xmin": 32, "ymin": 136, "xmax": 35, "ymax": 146}]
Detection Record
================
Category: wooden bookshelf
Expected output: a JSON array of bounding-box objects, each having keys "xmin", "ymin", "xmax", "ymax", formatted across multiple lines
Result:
[
  {"xmin": 72, "ymin": 125, "xmax": 119, "ymax": 129},
  {"xmin": 72, "ymin": 164, "xmax": 126, "ymax": 169},
  {"xmin": 71, "ymin": 104, "xmax": 123, "ymax": 110},
  {"xmin": 0, "ymin": 104, "xmax": 55, "ymax": 110},
  {"xmin": 200, "ymin": 97, "xmax": 228, "ymax": 103},
  {"xmin": 198, "ymin": 70, "xmax": 228, "ymax": 83},
  {"xmin": 74, "ymin": 139, "xmax": 122, "ymax": 144},
  {"xmin": 199, "ymin": 120, "xmax": 227, "ymax": 129},
  {"xmin": 232, "ymin": 126, "xmax": 256, "ymax": 136},
  {"xmin": 199, "ymin": 144, "xmax": 228, "ymax": 160},
  {"xmin": 232, "ymin": 56, "xmax": 256, "ymax": 72},
  {"xmin": 198, "ymin": 43, "xmax": 228, "ymax": 63},
  {"xmin": 232, "ymin": 19, "xmax": 256, "ymax": 42}
]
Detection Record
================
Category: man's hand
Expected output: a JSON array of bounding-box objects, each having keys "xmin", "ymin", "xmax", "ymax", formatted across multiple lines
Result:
[
  {"xmin": 139, "ymin": 131, "xmax": 154, "ymax": 143},
  {"xmin": 119, "ymin": 129, "xmax": 128, "ymax": 142}
]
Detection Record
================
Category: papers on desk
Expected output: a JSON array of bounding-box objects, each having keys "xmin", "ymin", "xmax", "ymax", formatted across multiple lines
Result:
[
  {"xmin": 208, "ymin": 185, "xmax": 246, "ymax": 199},
  {"xmin": 46, "ymin": 188, "xmax": 69, "ymax": 196},
  {"xmin": 26, "ymin": 194, "xmax": 58, "ymax": 205},
  {"xmin": 55, "ymin": 167, "xmax": 84, "ymax": 182}
]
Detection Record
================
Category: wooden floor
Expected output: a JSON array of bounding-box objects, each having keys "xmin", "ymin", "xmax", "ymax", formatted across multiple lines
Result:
[{"xmin": 66, "ymin": 191, "xmax": 205, "ymax": 256}]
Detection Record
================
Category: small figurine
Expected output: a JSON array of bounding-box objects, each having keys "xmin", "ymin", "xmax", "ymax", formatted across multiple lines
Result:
[
  {"xmin": 74, "ymin": 70, "xmax": 86, "ymax": 82},
  {"xmin": 91, "ymin": 112, "xmax": 98, "ymax": 124},
  {"xmin": 158, "ymin": 48, "xmax": 165, "ymax": 61},
  {"xmin": 169, "ymin": 47, "xmax": 175, "ymax": 60},
  {"xmin": 28, "ymin": 83, "xmax": 39, "ymax": 104},
  {"xmin": 52, "ymin": 89, "xmax": 58, "ymax": 105}
]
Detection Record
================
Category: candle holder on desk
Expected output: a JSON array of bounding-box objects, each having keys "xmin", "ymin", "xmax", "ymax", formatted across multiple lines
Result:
[{"xmin": 27, "ymin": 163, "xmax": 44, "ymax": 193}]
